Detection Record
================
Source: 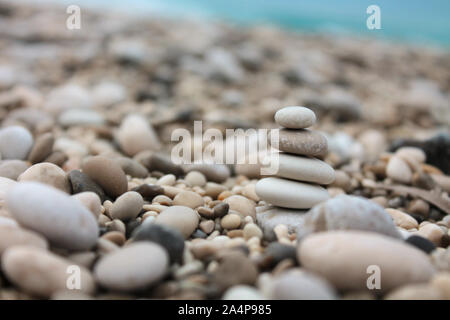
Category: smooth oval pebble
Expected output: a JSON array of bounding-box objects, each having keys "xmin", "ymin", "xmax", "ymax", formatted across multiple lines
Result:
[
  {"xmin": 223, "ymin": 195, "xmax": 256, "ymax": 219},
  {"xmin": 386, "ymin": 156, "xmax": 412, "ymax": 184},
  {"xmin": 81, "ymin": 156, "xmax": 128, "ymax": 198},
  {"xmin": 173, "ymin": 190, "xmax": 204, "ymax": 209},
  {"xmin": 256, "ymin": 177, "xmax": 329, "ymax": 209},
  {"xmin": 298, "ymin": 231, "xmax": 436, "ymax": 292},
  {"xmin": 94, "ymin": 242, "xmax": 168, "ymax": 292},
  {"xmin": 58, "ymin": 108, "xmax": 105, "ymax": 127},
  {"xmin": 0, "ymin": 126, "xmax": 33, "ymax": 160},
  {"xmin": 2, "ymin": 246, "xmax": 95, "ymax": 297},
  {"xmin": 27, "ymin": 132, "xmax": 54, "ymax": 164},
  {"xmin": 297, "ymin": 195, "xmax": 401, "ymax": 239},
  {"xmin": 116, "ymin": 114, "xmax": 161, "ymax": 156},
  {"xmin": 386, "ymin": 208, "xmax": 418, "ymax": 230},
  {"xmin": 270, "ymin": 269, "xmax": 337, "ymax": 300},
  {"xmin": 109, "ymin": 191, "xmax": 143, "ymax": 221},
  {"xmin": 6, "ymin": 182, "xmax": 99, "ymax": 250},
  {"xmin": 395, "ymin": 147, "xmax": 426, "ymax": 164},
  {"xmin": 18, "ymin": 162, "xmax": 71, "ymax": 193},
  {"xmin": 272, "ymin": 129, "xmax": 328, "ymax": 157},
  {"xmin": 0, "ymin": 226, "xmax": 48, "ymax": 256},
  {"xmin": 0, "ymin": 160, "xmax": 29, "ymax": 180},
  {"xmin": 269, "ymin": 153, "xmax": 335, "ymax": 184},
  {"xmin": 114, "ymin": 157, "xmax": 148, "ymax": 178},
  {"xmin": 185, "ymin": 171, "xmax": 207, "ymax": 187},
  {"xmin": 274, "ymin": 106, "xmax": 316, "ymax": 129},
  {"xmin": 155, "ymin": 205, "xmax": 199, "ymax": 239}
]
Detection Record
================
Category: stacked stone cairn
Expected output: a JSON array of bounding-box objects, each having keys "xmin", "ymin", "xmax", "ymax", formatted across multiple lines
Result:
[{"xmin": 256, "ymin": 106, "xmax": 335, "ymax": 209}]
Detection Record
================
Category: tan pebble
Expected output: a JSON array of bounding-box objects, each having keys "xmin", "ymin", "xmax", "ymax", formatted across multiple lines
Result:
[
  {"xmin": 421, "ymin": 163, "xmax": 443, "ymax": 175},
  {"xmin": 415, "ymin": 223, "xmax": 445, "ymax": 246},
  {"xmin": 386, "ymin": 208, "xmax": 418, "ymax": 229},
  {"xmin": 386, "ymin": 156, "xmax": 412, "ymax": 184},
  {"xmin": 18, "ymin": 162, "xmax": 71, "ymax": 193},
  {"xmin": 223, "ymin": 195, "xmax": 256, "ymax": 219},
  {"xmin": 156, "ymin": 174, "xmax": 176, "ymax": 186},
  {"xmin": 430, "ymin": 272, "xmax": 450, "ymax": 299},
  {"xmin": 243, "ymin": 223, "xmax": 263, "ymax": 240},
  {"xmin": 431, "ymin": 174, "xmax": 450, "ymax": 193},
  {"xmin": 385, "ymin": 284, "xmax": 442, "ymax": 300},
  {"xmin": 274, "ymin": 224, "xmax": 289, "ymax": 240},
  {"xmin": 197, "ymin": 206, "xmax": 215, "ymax": 219},
  {"xmin": 2, "ymin": 246, "xmax": 95, "ymax": 297},
  {"xmin": 218, "ymin": 190, "xmax": 233, "ymax": 200},
  {"xmin": 204, "ymin": 182, "xmax": 227, "ymax": 198},
  {"xmin": 155, "ymin": 205, "xmax": 199, "ymax": 239},
  {"xmin": 329, "ymin": 170, "xmax": 351, "ymax": 191},
  {"xmin": 152, "ymin": 195, "xmax": 172, "ymax": 205},
  {"xmin": 27, "ymin": 133, "xmax": 54, "ymax": 164},
  {"xmin": 81, "ymin": 156, "xmax": 128, "ymax": 198},
  {"xmin": 98, "ymin": 214, "xmax": 111, "ymax": 227},
  {"xmin": 395, "ymin": 147, "xmax": 426, "ymax": 164},
  {"xmin": 370, "ymin": 196, "xmax": 388, "ymax": 208},
  {"xmin": 109, "ymin": 191, "xmax": 143, "ymax": 221},
  {"xmin": 0, "ymin": 226, "xmax": 48, "ymax": 256},
  {"xmin": 96, "ymin": 238, "xmax": 120, "ymax": 255},
  {"xmin": 163, "ymin": 185, "xmax": 184, "ymax": 198},
  {"xmin": 105, "ymin": 219, "xmax": 126, "ymax": 234},
  {"xmin": 408, "ymin": 199, "xmax": 429, "ymax": 216},
  {"xmin": 242, "ymin": 183, "xmax": 259, "ymax": 202},
  {"xmin": 142, "ymin": 204, "xmax": 167, "ymax": 213},
  {"xmin": 221, "ymin": 214, "xmax": 242, "ymax": 230},
  {"xmin": 72, "ymin": 191, "xmax": 102, "ymax": 218},
  {"xmin": 185, "ymin": 171, "xmax": 207, "ymax": 187},
  {"xmin": 101, "ymin": 231, "xmax": 126, "ymax": 246},
  {"xmin": 173, "ymin": 190, "xmax": 204, "ymax": 209},
  {"xmin": 227, "ymin": 230, "xmax": 244, "ymax": 238},
  {"xmin": 199, "ymin": 220, "xmax": 215, "ymax": 234}
]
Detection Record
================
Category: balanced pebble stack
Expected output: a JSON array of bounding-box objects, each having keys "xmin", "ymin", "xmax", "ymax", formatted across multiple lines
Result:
[{"xmin": 256, "ymin": 106, "xmax": 335, "ymax": 209}]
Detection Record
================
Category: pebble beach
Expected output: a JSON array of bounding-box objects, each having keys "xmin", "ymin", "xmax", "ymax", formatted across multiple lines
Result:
[{"xmin": 0, "ymin": 1, "xmax": 450, "ymax": 300}]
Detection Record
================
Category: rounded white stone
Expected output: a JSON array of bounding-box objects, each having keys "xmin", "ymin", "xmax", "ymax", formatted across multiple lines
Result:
[
  {"xmin": 269, "ymin": 153, "xmax": 335, "ymax": 184},
  {"xmin": 0, "ymin": 126, "xmax": 33, "ymax": 160},
  {"xmin": 6, "ymin": 182, "xmax": 99, "ymax": 250},
  {"xmin": 274, "ymin": 106, "xmax": 316, "ymax": 129},
  {"xmin": 256, "ymin": 177, "xmax": 329, "ymax": 209}
]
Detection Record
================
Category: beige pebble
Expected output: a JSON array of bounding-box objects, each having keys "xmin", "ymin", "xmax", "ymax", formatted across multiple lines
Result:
[
  {"xmin": 0, "ymin": 226, "xmax": 48, "ymax": 256},
  {"xmin": 173, "ymin": 190, "xmax": 205, "ymax": 209},
  {"xmin": 152, "ymin": 195, "xmax": 172, "ymax": 206},
  {"xmin": 431, "ymin": 174, "xmax": 450, "ymax": 193},
  {"xmin": 430, "ymin": 272, "xmax": 450, "ymax": 299},
  {"xmin": 156, "ymin": 174, "xmax": 176, "ymax": 186},
  {"xmin": 94, "ymin": 242, "xmax": 168, "ymax": 291},
  {"xmin": 72, "ymin": 192, "xmax": 102, "ymax": 218},
  {"xmin": 414, "ymin": 223, "xmax": 445, "ymax": 246},
  {"xmin": 204, "ymin": 182, "xmax": 227, "ymax": 198},
  {"xmin": 298, "ymin": 231, "xmax": 436, "ymax": 292},
  {"xmin": 155, "ymin": 205, "xmax": 199, "ymax": 238},
  {"xmin": 386, "ymin": 208, "xmax": 418, "ymax": 229},
  {"xmin": 185, "ymin": 171, "xmax": 207, "ymax": 187},
  {"xmin": 243, "ymin": 223, "xmax": 263, "ymax": 240},
  {"xmin": 386, "ymin": 156, "xmax": 412, "ymax": 184},
  {"xmin": 385, "ymin": 284, "xmax": 442, "ymax": 300},
  {"xmin": 395, "ymin": 147, "xmax": 426, "ymax": 164},
  {"xmin": 408, "ymin": 199, "xmax": 429, "ymax": 216},
  {"xmin": 81, "ymin": 156, "xmax": 128, "ymax": 198},
  {"xmin": 221, "ymin": 214, "xmax": 242, "ymax": 230},
  {"xmin": 18, "ymin": 162, "xmax": 70, "ymax": 193},
  {"xmin": 101, "ymin": 231, "xmax": 126, "ymax": 246},
  {"xmin": 199, "ymin": 220, "xmax": 215, "ymax": 234},
  {"xmin": 2, "ymin": 246, "xmax": 95, "ymax": 298},
  {"xmin": 109, "ymin": 191, "xmax": 143, "ymax": 221},
  {"xmin": 274, "ymin": 106, "xmax": 316, "ymax": 129},
  {"xmin": 223, "ymin": 195, "xmax": 256, "ymax": 219},
  {"xmin": 242, "ymin": 183, "xmax": 259, "ymax": 202}
]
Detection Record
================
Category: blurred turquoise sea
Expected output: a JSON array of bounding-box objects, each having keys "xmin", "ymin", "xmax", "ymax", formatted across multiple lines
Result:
[{"xmin": 53, "ymin": 0, "xmax": 449, "ymax": 47}]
